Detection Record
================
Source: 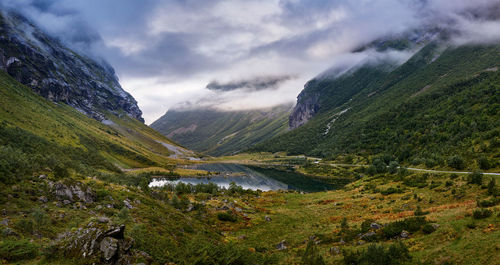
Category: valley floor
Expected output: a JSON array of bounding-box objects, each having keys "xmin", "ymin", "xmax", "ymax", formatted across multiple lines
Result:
[{"xmin": 0, "ymin": 154, "xmax": 499, "ymax": 264}]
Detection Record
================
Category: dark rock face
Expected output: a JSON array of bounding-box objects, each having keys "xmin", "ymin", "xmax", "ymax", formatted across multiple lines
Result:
[
  {"xmin": 0, "ymin": 11, "xmax": 143, "ymax": 122},
  {"xmin": 289, "ymin": 82, "xmax": 320, "ymax": 129}
]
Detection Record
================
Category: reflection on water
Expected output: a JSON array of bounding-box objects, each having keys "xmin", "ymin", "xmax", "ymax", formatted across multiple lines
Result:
[{"xmin": 149, "ymin": 163, "xmax": 350, "ymax": 192}]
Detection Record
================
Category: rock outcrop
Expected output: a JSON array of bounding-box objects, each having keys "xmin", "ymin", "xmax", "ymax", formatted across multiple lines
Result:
[
  {"xmin": 0, "ymin": 10, "xmax": 143, "ymax": 122},
  {"xmin": 50, "ymin": 180, "xmax": 96, "ymax": 204},
  {"xmin": 51, "ymin": 218, "xmax": 151, "ymax": 264},
  {"xmin": 289, "ymin": 82, "xmax": 320, "ymax": 129}
]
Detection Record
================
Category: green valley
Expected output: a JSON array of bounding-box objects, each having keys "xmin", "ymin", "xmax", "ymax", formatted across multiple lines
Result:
[{"xmin": 151, "ymin": 104, "xmax": 292, "ymax": 156}]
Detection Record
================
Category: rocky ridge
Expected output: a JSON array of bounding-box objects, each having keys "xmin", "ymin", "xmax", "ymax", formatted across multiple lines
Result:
[{"xmin": 0, "ymin": 10, "xmax": 143, "ymax": 122}]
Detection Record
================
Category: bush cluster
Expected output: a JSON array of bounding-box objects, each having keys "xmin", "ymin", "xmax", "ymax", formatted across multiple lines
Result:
[
  {"xmin": 472, "ymin": 208, "xmax": 492, "ymax": 219},
  {"xmin": 343, "ymin": 242, "xmax": 411, "ymax": 265}
]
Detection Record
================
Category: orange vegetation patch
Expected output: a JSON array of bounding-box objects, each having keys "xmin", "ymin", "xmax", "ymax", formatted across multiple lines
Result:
[
  {"xmin": 329, "ymin": 216, "xmax": 343, "ymax": 222},
  {"xmin": 370, "ymin": 211, "xmax": 414, "ymax": 221},
  {"xmin": 254, "ymin": 206, "xmax": 271, "ymax": 213},
  {"xmin": 483, "ymin": 224, "xmax": 496, "ymax": 233},
  {"xmin": 426, "ymin": 200, "xmax": 475, "ymax": 213},
  {"xmin": 317, "ymin": 199, "xmax": 336, "ymax": 205}
]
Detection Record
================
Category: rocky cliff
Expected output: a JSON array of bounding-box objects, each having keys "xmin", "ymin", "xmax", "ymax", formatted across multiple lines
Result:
[
  {"xmin": 288, "ymin": 81, "xmax": 320, "ymax": 129},
  {"xmin": 0, "ymin": 10, "xmax": 143, "ymax": 122}
]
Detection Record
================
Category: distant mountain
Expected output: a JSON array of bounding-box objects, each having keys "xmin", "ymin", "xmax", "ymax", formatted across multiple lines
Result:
[
  {"xmin": 0, "ymin": 10, "xmax": 143, "ymax": 122},
  {"xmin": 151, "ymin": 104, "xmax": 293, "ymax": 156},
  {"xmin": 254, "ymin": 42, "xmax": 500, "ymax": 170}
]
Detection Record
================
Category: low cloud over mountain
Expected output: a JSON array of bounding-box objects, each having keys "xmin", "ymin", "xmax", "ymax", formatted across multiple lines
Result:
[{"xmin": 3, "ymin": 0, "xmax": 500, "ymax": 123}]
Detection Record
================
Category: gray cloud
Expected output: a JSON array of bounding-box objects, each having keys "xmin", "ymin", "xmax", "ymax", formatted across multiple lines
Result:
[{"xmin": 206, "ymin": 75, "xmax": 295, "ymax": 92}]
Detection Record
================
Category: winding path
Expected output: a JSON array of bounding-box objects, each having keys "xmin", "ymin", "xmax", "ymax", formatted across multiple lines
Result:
[{"xmin": 327, "ymin": 163, "xmax": 500, "ymax": 176}]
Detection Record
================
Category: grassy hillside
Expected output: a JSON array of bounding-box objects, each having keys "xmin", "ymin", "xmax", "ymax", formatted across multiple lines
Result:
[
  {"xmin": 151, "ymin": 104, "xmax": 292, "ymax": 156},
  {"xmin": 0, "ymin": 70, "xmax": 194, "ymax": 180},
  {"xmin": 253, "ymin": 44, "xmax": 500, "ymax": 171}
]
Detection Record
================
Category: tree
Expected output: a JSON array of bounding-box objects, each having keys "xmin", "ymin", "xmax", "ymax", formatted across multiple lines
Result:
[
  {"xmin": 448, "ymin": 155, "xmax": 465, "ymax": 170},
  {"xmin": 488, "ymin": 177, "xmax": 497, "ymax": 196},
  {"xmin": 341, "ymin": 217, "xmax": 349, "ymax": 230},
  {"xmin": 388, "ymin": 161, "xmax": 399, "ymax": 174},
  {"xmin": 302, "ymin": 240, "xmax": 326, "ymax": 265},
  {"xmin": 467, "ymin": 170, "xmax": 483, "ymax": 185}
]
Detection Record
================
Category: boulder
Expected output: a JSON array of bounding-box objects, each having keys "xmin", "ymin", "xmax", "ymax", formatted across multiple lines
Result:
[
  {"xmin": 52, "ymin": 220, "xmax": 147, "ymax": 264},
  {"xmin": 123, "ymin": 199, "xmax": 133, "ymax": 209},
  {"xmin": 39, "ymin": 196, "xmax": 48, "ymax": 203},
  {"xmin": 330, "ymin": 246, "xmax": 340, "ymax": 255},
  {"xmin": 52, "ymin": 181, "xmax": 95, "ymax": 204},
  {"xmin": 370, "ymin": 222, "xmax": 383, "ymax": 230},
  {"xmin": 400, "ymin": 230, "xmax": 409, "ymax": 239},
  {"xmin": 100, "ymin": 237, "xmax": 119, "ymax": 261},
  {"xmin": 360, "ymin": 231, "xmax": 376, "ymax": 239},
  {"xmin": 265, "ymin": 216, "xmax": 272, "ymax": 222},
  {"xmin": 0, "ymin": 218, "xmax": 8, "ymax": 226},
  {"xmin": 3, "ymin": 227, "xmax": 19, "ymax": 237},
  {"xmin": 276, "ymin": 240, "xmax": 287, "ymax": 250}
]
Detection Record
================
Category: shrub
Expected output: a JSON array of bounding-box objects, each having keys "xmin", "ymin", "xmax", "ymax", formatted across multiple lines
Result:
[
  {"xmin": 448, "ymin": 155, "xmax": 465, "ymax": 170},
  {"xmin": 361, "ymin": 219, "xmax": 375, "ymax": 233},
  {"xmin": 388, "ymin": 161, "xmax": 399, "ymax": 174},
  {"xmin": 414, "ymin": 206, "xmax": 429, "ymax": 216},
  {"xmin": 478, "ymin": 157, "xmax": 491, "ymax": 170},
  {"xmin": 403, "ymin": 174, "xmax": 428, "ymax": 188},
  {"xmin": 301, "ymin": 240, "xmax": 326, "ymax": 265},
  {"xmin": 477, "ymin": 198, "xmax": 499, "ymax": 208},
  {"xmin": 466, "ymin": 222, "xmax": 477, "ymax": 229},
  {"xmin": 129, "ymin": 224, "xmax": 176, "ymax": 263},
  {"xmin": 341, "ymin": 217, "xmax": 349, "ymax": 230},
  {"xmin": 228, "ymin": 182, "xmax": 245, "ymax": 194},
  {"xmin": 467, "ymin": 171, "xmax": 483, "ymax": 185},
  {"xmin": 217, "ymin": 212, "xmax": 237, "ymax": 222},
  {"xmin": 14, "ymin": 219, "xmax": 34, "ymax": 235},
  {"xmin": 0, "ymin": 239, "xmax": 39, "ymax": 261},
  {"xmin": 472, "ymin": 208, "xmax": 492, "ymax": 219},
  {"xmin": 117, "ymin": 207, "xmax": 130, "ymax": 220},
  {"xmin": 343, "ymin": 242, "xmax": 410, "ymax": 265},
  {"xmin": 31, "ymin": 208, "xmax": 47, "ymax": 226},
  {"xmin": 422, "ymin": 223, "xmax": 436, "ymax": 234},
  {"xmin": 382, "ymin": 217, "xmax": 427, "ymax": 238},
  {"xmin": 487, "ymin": 178, "xmax": 497, "ymax": 196},
  {"xmin": 380, "ymin": 187, "xmax": 404, "ymax": 195},
  {"xmin": 372, "ymin": 159, "xmax": 387, "ymax": 174},
  {"xmin": 180, "ymin": 235, "xmax": 276, "ymax": 264}
]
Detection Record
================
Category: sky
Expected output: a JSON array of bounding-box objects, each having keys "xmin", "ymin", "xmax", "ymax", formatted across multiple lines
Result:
[{"xmin": 3, "ymin": 0, "xmax": 500, "ymax": 123}]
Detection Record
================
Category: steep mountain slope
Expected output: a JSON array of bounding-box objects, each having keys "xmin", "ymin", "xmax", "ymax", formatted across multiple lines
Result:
[
  {"xmin": 0, "ymin": 10, "xmax": 196, "ymax": 176},
  {"xmin": 0, "ymin": 10, "xmax": 143, "ymax": 121},
  {"xmin": 151, "ymin": 104, "xmax": 293, "ymax": 156},
  {"xmin": 0, "ymin": 70, "xmax": 191, "ymax": 176},
  {"xmin": 254, "ymin": 43, "xmax": 500, "ymax": 170}
]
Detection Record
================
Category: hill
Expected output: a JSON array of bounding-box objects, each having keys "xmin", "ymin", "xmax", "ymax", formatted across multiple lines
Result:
[
  {"xmin": 254, "ymin": 43, "xmax": 500, "ymax": 171},
  {"xmin": 151, "ymin": 104, "xmax": 293, "ymax": 156}
]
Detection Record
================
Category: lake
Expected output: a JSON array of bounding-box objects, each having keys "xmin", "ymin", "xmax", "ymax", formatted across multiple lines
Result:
[{"xmin": 149, "ymin": 163, "xmax": 350, "ymax": 193}]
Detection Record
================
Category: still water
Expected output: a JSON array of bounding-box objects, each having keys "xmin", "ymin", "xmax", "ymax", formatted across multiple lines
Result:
[{"xmin": 149, "ymin": 163, "xmax": 350, "ymax": 193}]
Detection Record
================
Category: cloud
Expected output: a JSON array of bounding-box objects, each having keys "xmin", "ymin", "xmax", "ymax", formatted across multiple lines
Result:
[
  {"xmin": 2, "ymin": 0, "xmax": 500, "ymax": 123},
  {"xmin": 206, "ymin": 75, "xmax": 295, "ymax": 92}
]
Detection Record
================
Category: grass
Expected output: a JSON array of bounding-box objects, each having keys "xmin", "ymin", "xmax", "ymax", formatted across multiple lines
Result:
[{"xmin": 0, "ymin": 70, "xmax": 187, "ymax": 171}]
